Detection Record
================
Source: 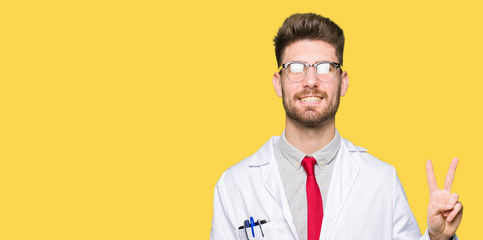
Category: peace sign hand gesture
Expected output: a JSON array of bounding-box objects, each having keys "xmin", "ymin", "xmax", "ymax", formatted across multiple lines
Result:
[{"xmin": 426, "ymin": 158, "xmax": 463, "ymax": 240}]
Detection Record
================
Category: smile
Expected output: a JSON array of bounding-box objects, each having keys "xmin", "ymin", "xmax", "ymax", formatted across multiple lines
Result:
[{"xmin": 300, "ymin": 96, "xmax": 322, "ymax": 102}]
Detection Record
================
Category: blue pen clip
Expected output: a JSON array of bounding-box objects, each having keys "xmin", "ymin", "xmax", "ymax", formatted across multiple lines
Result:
[{"xmin": 250, "ymin": 216, "xmax": 255, "ymax": 237}]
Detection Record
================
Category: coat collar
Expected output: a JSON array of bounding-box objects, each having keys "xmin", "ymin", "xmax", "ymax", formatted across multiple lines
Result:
[{"xmin": 248, "ymin": 135, "xmax": 366, "ymax": 166}]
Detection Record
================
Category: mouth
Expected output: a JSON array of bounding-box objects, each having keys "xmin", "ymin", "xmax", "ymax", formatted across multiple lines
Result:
[{"xmin": 299, "ymin": 95, "xmax": 323, "ymax": 103}]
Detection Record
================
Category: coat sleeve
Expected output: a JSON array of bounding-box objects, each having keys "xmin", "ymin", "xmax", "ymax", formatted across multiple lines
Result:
[
  {"xmin": 392, "ymin": 169, "xmax": 423, "ymax": 239},
  {"xmin": 420, "ymin": 229, "xmax": 459, "ymax": 240},
  {"xmin": 210, "ymin": 181, "xmax": 238, "ymax": 240},
  {"xmin": 392, "ymin": 171, "xmax": 459, "ymax": 240}
]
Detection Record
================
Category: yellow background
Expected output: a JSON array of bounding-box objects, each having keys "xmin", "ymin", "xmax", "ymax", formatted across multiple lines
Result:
[{"xmin": 1, "ymin": 0, "xmax": 481, "ymax": 239}]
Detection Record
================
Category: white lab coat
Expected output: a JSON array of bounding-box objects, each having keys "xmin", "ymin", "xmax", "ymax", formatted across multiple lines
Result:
[{"xmin": 210, "ymin": 136, "xmax": 455, "ymax": 240}]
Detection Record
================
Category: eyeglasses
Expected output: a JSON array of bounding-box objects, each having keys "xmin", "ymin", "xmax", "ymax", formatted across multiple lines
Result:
[{"xmin": 278, "ymin": 61, "xmax": 342, "ymax": 82}]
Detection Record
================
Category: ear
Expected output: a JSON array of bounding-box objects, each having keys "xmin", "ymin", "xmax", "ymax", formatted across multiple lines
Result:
[
  {"xmin": 340, "ymin": 71, "xmax": 349, "ymax": 97},
  {"xmin": 273, "ymin": 72, "xmax": 283, "ymax": 97}
]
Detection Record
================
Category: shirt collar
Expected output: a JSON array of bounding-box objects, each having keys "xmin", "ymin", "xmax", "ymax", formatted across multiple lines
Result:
[{"xmin": 276, "ymin": 129, "xmax": 341, "ymax": 170}]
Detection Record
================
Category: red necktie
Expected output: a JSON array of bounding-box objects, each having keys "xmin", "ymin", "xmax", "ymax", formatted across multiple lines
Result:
[{"xmin": 302, "ymin": 156, "xmax": 323, "ymax": 240}]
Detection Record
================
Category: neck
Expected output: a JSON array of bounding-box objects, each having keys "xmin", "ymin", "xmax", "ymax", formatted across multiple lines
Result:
[{"xmin": 284, "ymin": 116, "xmax": 336, "ymax": 155}]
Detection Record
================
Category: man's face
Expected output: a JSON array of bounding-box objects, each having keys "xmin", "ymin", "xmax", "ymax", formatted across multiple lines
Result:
[{"xmin": 273, "ymin": 39, "xmax": 349, "ymax": 127}]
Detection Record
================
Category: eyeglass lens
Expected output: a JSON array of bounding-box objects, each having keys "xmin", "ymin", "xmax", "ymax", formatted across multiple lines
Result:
[{"xmin": 286, "ymin": 63, "xmax": 336, "ymax": 82}]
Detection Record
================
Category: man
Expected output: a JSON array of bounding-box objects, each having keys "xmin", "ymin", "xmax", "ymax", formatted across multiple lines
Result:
[{"xmin": 210, "ymin": 13, "xmax": 463, "ymax": 240}]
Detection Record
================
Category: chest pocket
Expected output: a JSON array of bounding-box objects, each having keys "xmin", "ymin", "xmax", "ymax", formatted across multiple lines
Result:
[{"xmin": 237, "ymin": 218, "xmax": 270, "ymax": 240}]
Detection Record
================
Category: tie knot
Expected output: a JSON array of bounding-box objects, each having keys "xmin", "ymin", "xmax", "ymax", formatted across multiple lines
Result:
[{"xmin": 302, "ymin": 156, "xmax": 316, "ymax": 176}]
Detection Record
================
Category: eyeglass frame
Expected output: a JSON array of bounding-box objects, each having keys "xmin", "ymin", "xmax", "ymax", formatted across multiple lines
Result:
[{"xmin": 278, "ymin": 61, "xmax": 342, "ymax": 82}]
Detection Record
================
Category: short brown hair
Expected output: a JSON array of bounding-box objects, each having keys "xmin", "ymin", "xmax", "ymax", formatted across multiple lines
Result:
[{"xmin": 273, "ymin": 13, "xmax": 345, "ymax": 67}]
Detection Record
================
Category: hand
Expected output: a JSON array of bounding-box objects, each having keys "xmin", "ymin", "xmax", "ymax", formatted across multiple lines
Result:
[{"xmin": 426, "ymin": 158, "xmax": 463, "ymax": 240}]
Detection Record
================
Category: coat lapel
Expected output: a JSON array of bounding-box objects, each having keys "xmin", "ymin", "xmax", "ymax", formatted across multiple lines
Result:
[
  {"xmin": 320, "ymin": 138, "xmax": 363, "ymax": 240},
  {"xmin": 250, "ymin": 136, "xmax": 299, "ymax": 240}
]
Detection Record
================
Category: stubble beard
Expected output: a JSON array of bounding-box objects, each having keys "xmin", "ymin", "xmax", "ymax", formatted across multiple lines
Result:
[{"xmin": 282, "ymin": 84, "xmax": 341, "ymax": 128}]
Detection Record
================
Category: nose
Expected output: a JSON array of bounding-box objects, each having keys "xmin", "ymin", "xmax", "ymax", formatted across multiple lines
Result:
[{"xmin": 303, "ymin": 65, "xmax": 319, "ymax": 88}]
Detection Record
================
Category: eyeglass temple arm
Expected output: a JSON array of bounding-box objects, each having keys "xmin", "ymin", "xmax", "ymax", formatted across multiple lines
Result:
[{"xmin": 277, "ymin": 64, "xmax": 284, "ymax": 72}]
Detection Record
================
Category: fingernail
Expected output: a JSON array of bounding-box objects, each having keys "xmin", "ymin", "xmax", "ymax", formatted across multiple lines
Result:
[{"xmin": 446, "ymin": 204, "xmax": 453, "ymax": 208}]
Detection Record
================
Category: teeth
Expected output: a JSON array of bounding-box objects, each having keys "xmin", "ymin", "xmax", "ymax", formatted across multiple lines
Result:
[{"xmin": 301, "ymin": 97, "xmax": 321, "ymax": 102}]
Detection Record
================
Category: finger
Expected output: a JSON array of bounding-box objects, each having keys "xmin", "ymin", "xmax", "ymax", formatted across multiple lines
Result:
[
  {"xmin": 445, "ymin": 193, "xmax": 459, "ymax": 210},
  {"xmin": 444, "ymin": 158, "xmax": 459, "ymax": 191},
  {"xmin": 426, "ymin": 160, "xmax": 438, "ymax": 192},
  {"xmin": 447, "ymin": 202, "xmax": 463, "ymax": 222}
]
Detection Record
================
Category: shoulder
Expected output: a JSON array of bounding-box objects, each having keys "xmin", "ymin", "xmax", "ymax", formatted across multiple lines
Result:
[
  {"xmin": 216, "ymin": 155, "xmax": 252, "ymax": 188},
  {"xmin": 215, "ymin": 136, "xmax": 280, "ymax": 187},
  {"xmin": 340, "ymin": 137, "xmax": 396, "ymax": 175}
]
